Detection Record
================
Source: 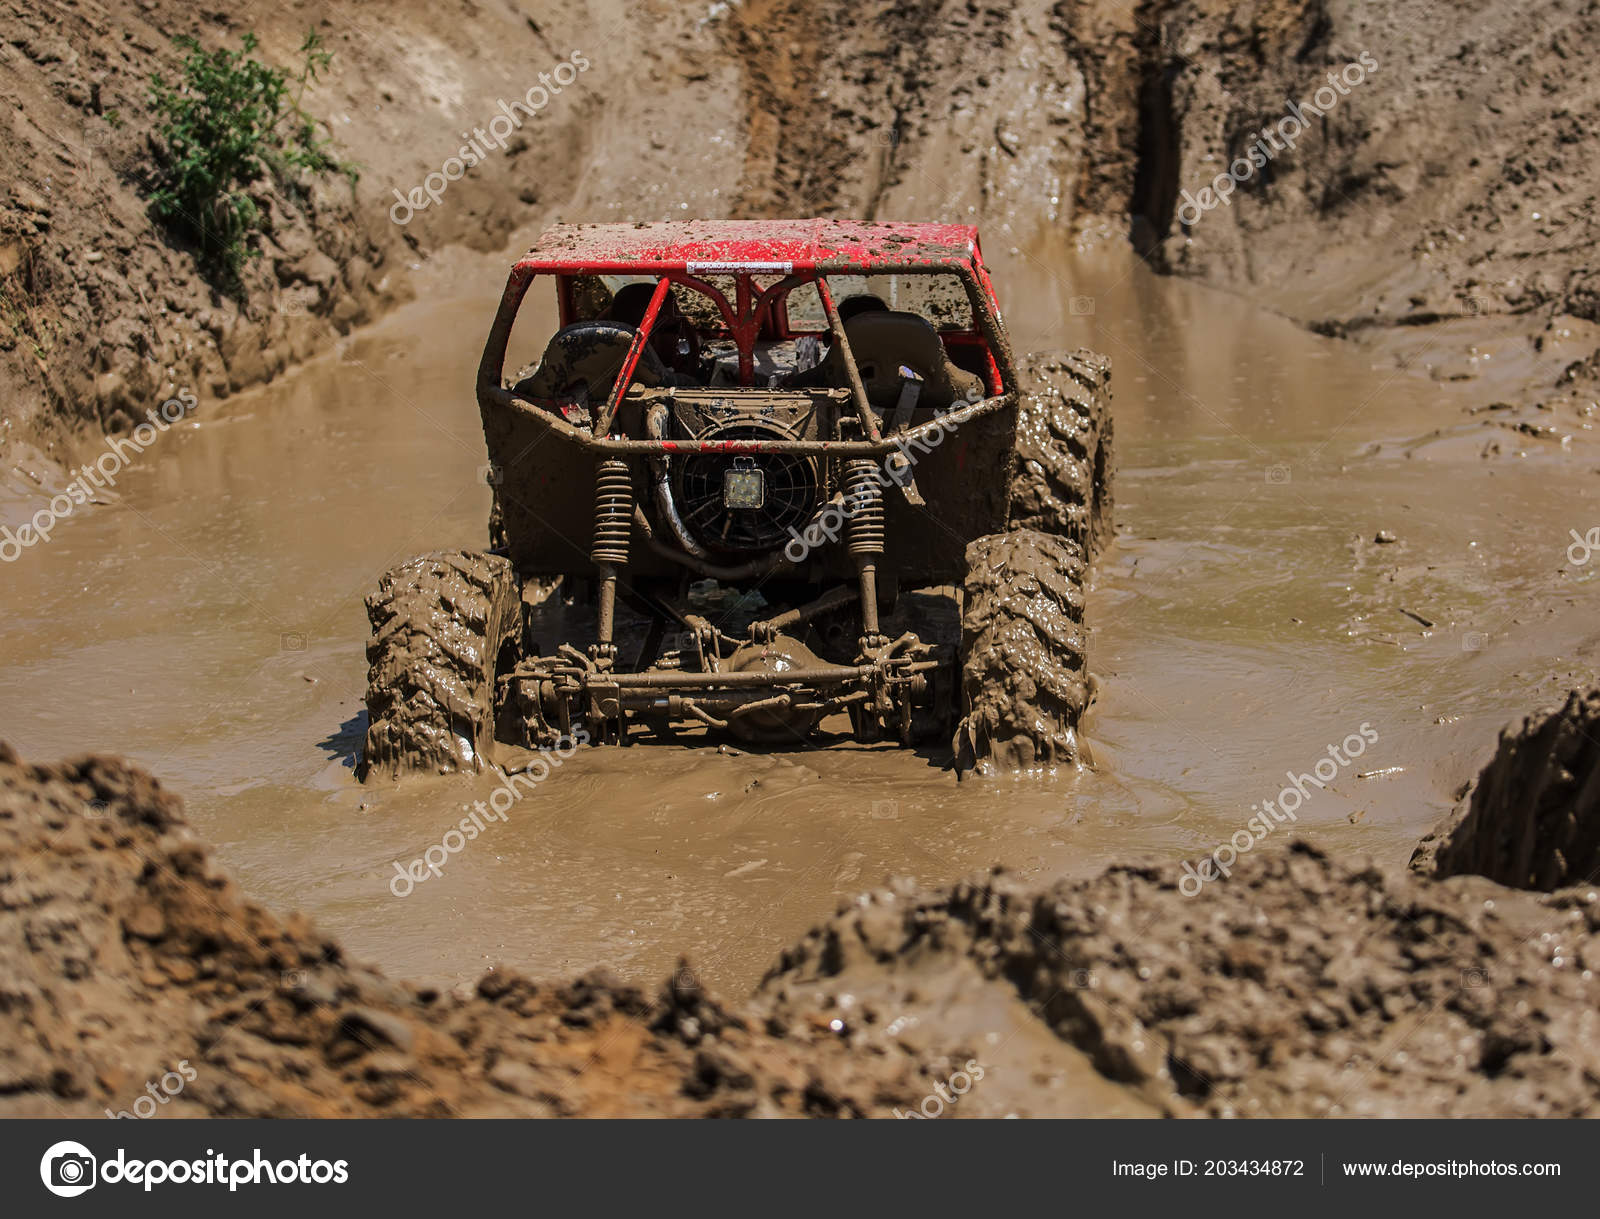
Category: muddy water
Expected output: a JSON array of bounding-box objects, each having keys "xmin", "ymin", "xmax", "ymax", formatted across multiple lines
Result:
[{"xmin": 3, "ymin": 234, "xmax": 1597, "ymax": 996}]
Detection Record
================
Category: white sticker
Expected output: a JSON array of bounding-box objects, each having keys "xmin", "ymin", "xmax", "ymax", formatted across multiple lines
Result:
[{"xmin": 686, "ymin": 260, "xmax": 795, "ymax": 274}]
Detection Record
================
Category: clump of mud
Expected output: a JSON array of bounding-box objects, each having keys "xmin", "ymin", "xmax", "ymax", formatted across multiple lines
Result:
[
  {"xmin": 0, "ymin": 744, "xmax": 926, "ymax": 1117},
  {"xmin": 761, "ymin": 845, "xmax": 1600, "ymax": 1117},
  {"xmin": 1412, "ymin": 690, "xmax": 1600, "ymax": 891}
]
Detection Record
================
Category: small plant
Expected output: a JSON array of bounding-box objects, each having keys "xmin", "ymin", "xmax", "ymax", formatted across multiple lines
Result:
[{"xmin": 147, "ymin": 30, "xmax": 357, "ymax": 292}]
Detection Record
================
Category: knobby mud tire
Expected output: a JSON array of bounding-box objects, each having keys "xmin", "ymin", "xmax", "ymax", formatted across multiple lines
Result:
[
  {"xmin": 952, "ymin": 529, "xmax": 1088, "ymax": 776},
  {"xmin": 1007, "ymin": 350, "xmax": 1114, "ymax": 559},
  {"xmin": 360, "ymin": 550, "xmax": 522, "ymax": 781}
]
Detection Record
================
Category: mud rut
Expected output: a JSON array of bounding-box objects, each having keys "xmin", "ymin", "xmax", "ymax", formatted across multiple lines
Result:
[
  {"xmin": 1, "ymin": 238, "xmax": 1598, "ymax": 1007},
  {"xmin": 5, "ymin": 230, "xmax": 1600, "ymax": 1115}
]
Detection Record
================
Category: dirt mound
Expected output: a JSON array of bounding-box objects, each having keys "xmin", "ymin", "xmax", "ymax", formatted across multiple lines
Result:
[
  {"xmin": 1412, "ymin": 690, "xmax": 1600, "ymax": 891},
  {"xmin": 760, "ymin": 844, "xmax": 1600, "ymax": 1117},
  {"xmin": 2, "ymin": 0, "xmax": 400, "ymax": 443},
  {"xmin": 11, "ymin": 724, "xmax": 1600, "ymax": 1118},
  {"xmin": 0, "ymin": 0, "xmax": 674, "ymax": 454},
  {"xmin": 0, "ymin": 743, "xmax": 928, "ymax": 1117}
]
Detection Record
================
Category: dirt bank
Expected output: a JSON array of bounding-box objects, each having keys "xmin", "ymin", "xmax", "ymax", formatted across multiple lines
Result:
[
  {"xmin": 0, "ymin": 0, "xmax": 729, "ymax": 467},
  {"xmin": 1413, "ymin": 688, "xmax": 1600, "ymax": 891},
  {"xmin": 1135, "ymin": 0, "xmax": 1600, "ymax": 448},
  {"xmin": 0, "ymin": 742, "xmax": 931, "ymax": 1117},
  {"xmin": 763, "ymin": 843, "xmax": 1600, "ymax": 1117},
  {"xmin": 9, "ymin": 0, "xmax": 1596, "ymax": 470},
  {"xmin": 9, "ymin": 686, "xmax": 1600, "ymax": 1117},
  {"xmin": 1140, "ymin": 0, "xmax": 1600, "ymax": 333}
]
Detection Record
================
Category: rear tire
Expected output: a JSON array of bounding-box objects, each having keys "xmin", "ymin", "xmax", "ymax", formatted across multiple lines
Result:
[
  {"xmin": 1006, "ymin": 350, "xmax": 1114, "ymax": 559},
  {"xmin": 360, "ymin": 550, "xmax": 522, "ymax": 781},
  {"xmin": 952, "ymin": 529, "xmax": 1088, "ymax": 776}
]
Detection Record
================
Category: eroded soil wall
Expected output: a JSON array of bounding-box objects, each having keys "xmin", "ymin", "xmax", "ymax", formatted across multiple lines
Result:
[{"xmin": 1413, "ymin": 690, "xmax": 1600, "ymax": 891}]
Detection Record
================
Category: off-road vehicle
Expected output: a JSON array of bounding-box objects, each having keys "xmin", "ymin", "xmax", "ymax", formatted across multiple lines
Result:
[{"xmin": 360, "ymin": 220, "xmax": 1112, "ymax": 779}]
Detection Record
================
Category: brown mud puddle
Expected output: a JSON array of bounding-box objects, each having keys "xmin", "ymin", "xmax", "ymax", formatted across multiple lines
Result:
[{"xmin": 3, "ymin": 233, "xmax": 1597, "ymax": 996}]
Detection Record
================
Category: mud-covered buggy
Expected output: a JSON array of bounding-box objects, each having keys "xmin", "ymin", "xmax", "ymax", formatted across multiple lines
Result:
[{"xmin": 360, "ymin": 221, "xmax": 1112, "ymax": 780}]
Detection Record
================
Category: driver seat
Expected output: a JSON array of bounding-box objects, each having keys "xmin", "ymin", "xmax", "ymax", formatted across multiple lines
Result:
[
  {"xmin": 512, "ymin": 321, "xmax": 672, "ymax": 405},
  {"xmin": 820, "ymin": 310, "xmax": 984, "ymax": 412}
]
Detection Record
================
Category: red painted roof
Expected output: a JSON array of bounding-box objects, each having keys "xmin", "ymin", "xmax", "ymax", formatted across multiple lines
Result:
[{"xmin": 515, "ymin": 220, "xmax": 980, "ymax": 274}]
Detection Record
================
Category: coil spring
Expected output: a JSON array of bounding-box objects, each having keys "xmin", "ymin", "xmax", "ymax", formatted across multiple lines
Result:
[
  {"xmin": 591, "ymin": 458, "xmax": 634, "ymax": 565},
  {"xmin": 843, "ymin": 458, "xmax": 884, "ymax": 558}
]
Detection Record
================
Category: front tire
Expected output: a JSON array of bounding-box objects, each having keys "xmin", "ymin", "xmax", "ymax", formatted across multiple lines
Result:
[{"xmin": 359, "ymin": 550, "xmax": 522, "ymax": 781}]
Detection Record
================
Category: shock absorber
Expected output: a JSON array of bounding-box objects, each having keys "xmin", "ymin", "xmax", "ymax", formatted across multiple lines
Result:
[
  {"xmin": 591, "ymin": 458, "xmax": 633, "ymax": 660},
  {"xmin": 843, "ymin": 458, "xmax": 885, "ymax": 644}
]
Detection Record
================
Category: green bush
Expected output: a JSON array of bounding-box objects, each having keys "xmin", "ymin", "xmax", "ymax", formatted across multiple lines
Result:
[{"xmin": 147, "ymin": 30, "xmax": 357, "ymax": 292}]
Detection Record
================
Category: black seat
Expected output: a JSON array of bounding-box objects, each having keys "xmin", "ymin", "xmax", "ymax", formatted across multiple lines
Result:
[
  {"xmin": 512, "ymin": 321, "xmax": 671, "ymax": 405},
  {"xmin": 818, "ymin": 310, "xmax": 984, "ymax": 411}
]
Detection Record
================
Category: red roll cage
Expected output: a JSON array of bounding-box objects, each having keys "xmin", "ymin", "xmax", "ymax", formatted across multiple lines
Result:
[{"xmin": 476, "ymin": 220, "xmax": 1018, "ymax": 456}]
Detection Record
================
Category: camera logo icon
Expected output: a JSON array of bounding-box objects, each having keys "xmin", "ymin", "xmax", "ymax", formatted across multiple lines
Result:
[
  {"xmin": 41, "ymin": 1140, "xmax": 97, "ymax": 1197},
  {"xmin": 278, "ymin": 286, "xmax": 316, "ymax": 317},
  {"xmin": 1265, "ymin": 464, "xmax": 1292, "ymax": 485},
  {"xmin": 1069, "ymin": 296, "xmax": 1096, "ymax": 316}
]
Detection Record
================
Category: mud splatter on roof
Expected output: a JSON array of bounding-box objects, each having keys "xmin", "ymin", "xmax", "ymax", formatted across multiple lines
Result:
[{"xmin": 516, "ymin": 219, "xmax": 980, "ymax": 273}]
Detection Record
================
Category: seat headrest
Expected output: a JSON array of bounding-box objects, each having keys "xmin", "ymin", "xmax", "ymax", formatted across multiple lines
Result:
[
  {"xmin": 842, "ymin": 310, "xmax": 946, "ymax": 361},
  {"xmin": 514, "ymin": 321, "xmax": 666, "ymax": 403},
  {"xmin": 824, "ymin": 310, "xmax": 981, "ymax": 411}
]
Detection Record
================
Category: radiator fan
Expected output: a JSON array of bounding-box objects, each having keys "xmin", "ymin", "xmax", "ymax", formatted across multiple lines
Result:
[{"xmin": 674, "ymin": 422, "xmax": 820, "ymax": 555}]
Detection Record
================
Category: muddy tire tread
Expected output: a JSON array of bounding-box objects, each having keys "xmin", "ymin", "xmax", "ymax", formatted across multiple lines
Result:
[
  {"xmin": 1007, "ymin": 349, "xmax": 1114, "ymax": 558},
  {"xmin": 360, "ymin": 550, "xmax": 521, "ymax": 781},
  {"xmin": 952, "ymin": 529, "xmax": 1088, "ymax": 775}
]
